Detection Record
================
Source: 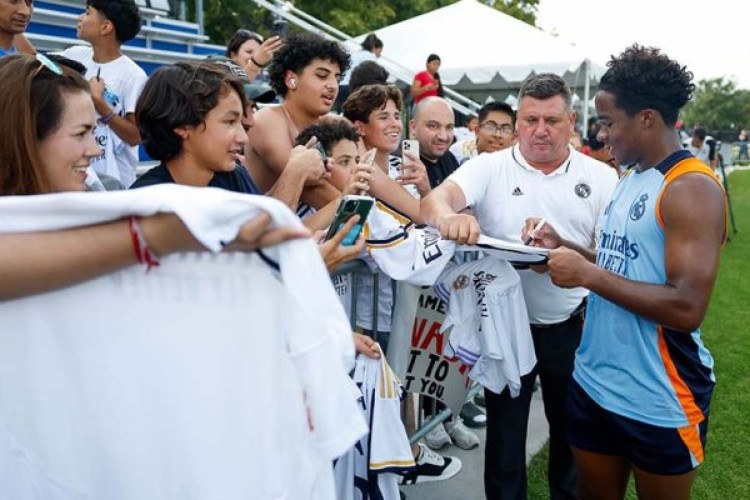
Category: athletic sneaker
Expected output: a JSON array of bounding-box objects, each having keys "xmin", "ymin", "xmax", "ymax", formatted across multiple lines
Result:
[
  {"xmin": 400, "ymin": 443, "xmax": 462, "ymax": 484},
  {"xmin": 424, "ymin": 422, "xmax": 452, "ymax": 450},
  {"xmin": 446, "ymin": 420, "xmax": 480, "ymax": 450},
  {"xmin": 460, "ymin": 401, "xmax": 487, "ymax": 428}
]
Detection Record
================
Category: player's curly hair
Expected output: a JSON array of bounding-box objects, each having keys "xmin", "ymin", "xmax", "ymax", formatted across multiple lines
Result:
[
  {"xmin": 598, "ymin": 44, "xmax": 694, "ymax": 126},
  {"xmin": 295, "ymin": 121, "xmax": 360, "ymax": 156},
  {"xmin": 267, "ymin": 33, "xmax": 351, "ymax": 97}
]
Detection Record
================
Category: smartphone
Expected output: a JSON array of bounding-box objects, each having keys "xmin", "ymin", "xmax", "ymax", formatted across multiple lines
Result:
[
  {"xmin": 271, "ymin": 19, "xmax": 287, "ymax": 39},
  {"xmin": 401, "ymin": 140, "xmax": 419, "ymax": 175},
  {"xmin": 324, "ymin": 195, "xmax": 375, "ymax": 246},
  {"xmin": 402, "ymin": 140, "xmax": 419, "ymax": 162},
  {"xmin": 313, "ymin": 141, "xmax": 328, "ymax": 166}
]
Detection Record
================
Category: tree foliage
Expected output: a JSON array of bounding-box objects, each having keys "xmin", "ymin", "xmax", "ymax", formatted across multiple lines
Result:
[
  {"xmin": 682, "ymin": 78, "xmax": 750, "ymax": 132},
  {"xmin": 191, "ymin": 0, "xmax": 538, "ymax": 47}
]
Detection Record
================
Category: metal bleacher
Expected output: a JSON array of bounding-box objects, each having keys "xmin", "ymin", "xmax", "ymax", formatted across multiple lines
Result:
[{"xmin": 27, "ymin": 0, "xmax": 224, "ymax": 74}]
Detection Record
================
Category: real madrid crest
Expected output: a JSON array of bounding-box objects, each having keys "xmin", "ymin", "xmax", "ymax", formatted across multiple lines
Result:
[
  {"xmin": 574, "ymin": 181, "xmax": 591, "ymax": 198},
  {"xmin": 453, "ymin": 275, "xmax": 470, "ymax": 290},
  {"xmin": 629, "ymin": 193, "xmax": 648, "ymax": 221}
]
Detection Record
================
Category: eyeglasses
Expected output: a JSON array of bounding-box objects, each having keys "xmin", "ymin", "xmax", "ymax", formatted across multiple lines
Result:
[
  {"xmin": 33, "ymin": 53, "xmax": 63, "ymax": 78},
  {"xmin": 481, "ymin": 122, "xmax": 514, "ymax": 136}
]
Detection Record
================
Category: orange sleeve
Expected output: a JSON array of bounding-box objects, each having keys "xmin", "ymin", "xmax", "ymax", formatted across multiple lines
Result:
[{"xmin": 655, "ymin": 159, "xmax": 728, "ymax": 243}]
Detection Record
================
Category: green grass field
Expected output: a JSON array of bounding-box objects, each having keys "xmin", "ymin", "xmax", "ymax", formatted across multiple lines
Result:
[{"xmin": 528, "ymin": 170, "xmax": 750, "ymax": 499}]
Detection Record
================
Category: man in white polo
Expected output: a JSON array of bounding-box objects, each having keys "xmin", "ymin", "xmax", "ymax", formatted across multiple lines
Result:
[{"xmin": 421, "ymin": 73, "xmax": 618, "ymax": 500}]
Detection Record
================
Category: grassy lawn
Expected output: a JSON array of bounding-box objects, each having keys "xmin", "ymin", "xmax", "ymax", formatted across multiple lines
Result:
[{"xmin": 528, "ymin": 170, "xmax": 750, "ymax": 499}]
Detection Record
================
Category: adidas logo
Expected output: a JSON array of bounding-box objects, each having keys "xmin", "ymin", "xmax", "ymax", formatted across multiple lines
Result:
[{"xmin": 512, "ymin": 187, "xmax": 524, "ymax": 196}]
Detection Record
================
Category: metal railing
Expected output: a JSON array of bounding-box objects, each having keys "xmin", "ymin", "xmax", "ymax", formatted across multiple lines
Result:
[{"xmin": 246, "ymin": 0, "xmax": 481, "ymax": 117}]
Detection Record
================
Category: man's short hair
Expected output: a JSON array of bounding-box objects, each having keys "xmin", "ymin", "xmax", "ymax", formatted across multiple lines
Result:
[
  {"xmin": 267, "ymin": 33, "xmax": 351, "ymax": 97},
  {"xmin": 295, "ymin": 121, "xmax": 360, "ymax": 156},
  {"xmin": 349, "ymin": 61, "xmax": 389, "ymax": 93},
  {"xmin": 478, "ymin": 102, "xmax": 516, "ymax": 127},
  {"xmin": 86, "ymin": 0, "xmax": 141, "ymax": 42},
  {"xmin": 518, "ymin": 73, "xmax": 572, "ymax": 110},
  {"xmin": 136, "ymin": 61, "xmax": 246, "ymax": 162},
  {"xmin": 342, "ymin": 84, "xmax": 403, "ymax": 124},
  {"xmin": 598, "ymin": 44, "xmax": 694, "ymax": 126}
]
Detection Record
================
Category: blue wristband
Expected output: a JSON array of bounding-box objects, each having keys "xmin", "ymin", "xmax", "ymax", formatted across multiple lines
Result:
[{"xmin": 99, "ymin": 111, "xmax": 116, "ymax": 124}]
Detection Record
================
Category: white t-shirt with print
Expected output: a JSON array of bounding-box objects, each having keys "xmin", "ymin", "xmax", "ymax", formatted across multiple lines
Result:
[{"xmin": 62, "ymin": 46, "xmax": 147, "ymax": 187}]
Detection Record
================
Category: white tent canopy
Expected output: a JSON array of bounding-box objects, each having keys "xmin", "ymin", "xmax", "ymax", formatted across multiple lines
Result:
[{"xmin": 358, "ymin": 0, "xmax": 602, "ymax": 86}]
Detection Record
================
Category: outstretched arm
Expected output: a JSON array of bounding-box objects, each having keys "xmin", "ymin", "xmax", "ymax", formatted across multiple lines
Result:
[
  {"xmin": 0, "ymin": 213, "xmax": 308, "ymax": 302},
  {"xmin": 420, "ymin": 180, "xmax": 480, "ymax": 244}
]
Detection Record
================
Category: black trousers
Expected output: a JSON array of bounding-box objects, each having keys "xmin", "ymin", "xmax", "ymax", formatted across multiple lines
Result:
[{"xmin": 484, "ymin": 313, "xmax": 583, "ymax": 500}]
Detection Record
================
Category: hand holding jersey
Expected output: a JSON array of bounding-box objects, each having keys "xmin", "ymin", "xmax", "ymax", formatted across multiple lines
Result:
[{"xmin": 435, "ymin": 210, "xmax": 481, "ymax": 245}]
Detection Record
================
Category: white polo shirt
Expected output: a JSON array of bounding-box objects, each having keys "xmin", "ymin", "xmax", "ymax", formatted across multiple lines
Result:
[{"xmin": 448, "ymin": 144, "xmax": 618, "ymax": 324}]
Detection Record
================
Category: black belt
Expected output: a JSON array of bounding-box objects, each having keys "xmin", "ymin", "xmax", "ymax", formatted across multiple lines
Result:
[{"xmin": 530, "ymin": 299, "xmax": 586, "ymax": 329}]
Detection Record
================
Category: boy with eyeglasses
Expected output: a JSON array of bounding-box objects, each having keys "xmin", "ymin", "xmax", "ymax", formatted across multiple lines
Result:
[{"xmin": 450, "ymin": 102, "xmax": 517, "ymax": 165}]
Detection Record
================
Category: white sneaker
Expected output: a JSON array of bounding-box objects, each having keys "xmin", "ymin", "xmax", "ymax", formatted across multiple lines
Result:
[
  {"xmin": 446, "ymin": 420, "xmax": 480, "ymax": 450},
  {"xmin": 424, "ymin": 422, "xmax": 452, "ymax": 450},
  {"xmin": 400, "ymin": 443, "xmax": 462, "ymax": 484}
]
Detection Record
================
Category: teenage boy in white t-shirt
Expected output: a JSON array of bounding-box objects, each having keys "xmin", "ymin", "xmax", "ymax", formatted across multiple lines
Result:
[{"xmin": 63, "ymin": 0, "xmax": 147, "ymax": 188}]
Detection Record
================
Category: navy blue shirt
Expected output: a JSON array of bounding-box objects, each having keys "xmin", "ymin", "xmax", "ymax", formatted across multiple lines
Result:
[{"xmin": 130, "ymin": 162, "xmax": 260, "ymax": 194}]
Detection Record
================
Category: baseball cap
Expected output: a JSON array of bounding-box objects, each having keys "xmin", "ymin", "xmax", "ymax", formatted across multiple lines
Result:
[{"xmin": 205, "ymin": 56, "xmax": 276, "ymax": 103}]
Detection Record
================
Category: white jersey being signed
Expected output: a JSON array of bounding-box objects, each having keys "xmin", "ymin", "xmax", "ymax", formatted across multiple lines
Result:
[{"xmin": 434, "ymin": 257, "xmax": 536, "ymax": 396}]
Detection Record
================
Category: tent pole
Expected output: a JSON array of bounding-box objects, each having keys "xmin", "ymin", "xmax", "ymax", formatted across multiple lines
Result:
[{"xmin": 582, "ymin": 58, "xmax": 590, "ymax": 133}]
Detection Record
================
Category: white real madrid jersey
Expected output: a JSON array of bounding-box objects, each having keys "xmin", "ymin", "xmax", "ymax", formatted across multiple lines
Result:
[
  {"xmin": 334, "ymin": 354, "xmax": 415, "ymax": 500},
  {"xmin": 434, "ymin": 257, "xmax": 536, "ymax": 396},
  {"xmin": 355, "ymin": 157, "xmax": 454, "ymax": 332},
  {"xmin": 0, "ymin": 187, "xmax": 367, "ymax": 500}
]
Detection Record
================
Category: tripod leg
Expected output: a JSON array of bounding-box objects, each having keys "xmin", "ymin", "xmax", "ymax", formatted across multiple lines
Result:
[{"xmin": 718, "ymin": 159, "xmax": 739, "ymax": 237}]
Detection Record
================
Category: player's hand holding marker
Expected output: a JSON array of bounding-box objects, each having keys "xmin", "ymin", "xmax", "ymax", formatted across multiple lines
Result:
[
  {"xmin": 521, "ymin": 217, "xmax": 594, "ymax": 287},
  {"xmin": 521, "ymin": 217, "xmax": 559, "ymax": 248}
]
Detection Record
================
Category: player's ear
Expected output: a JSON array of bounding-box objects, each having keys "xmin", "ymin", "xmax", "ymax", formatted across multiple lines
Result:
[
  {"xmin": 640, "ymin": 109, "xmax": 657, "ymax": 129},
  {"xmin": 568, "ymin": 110, "xmax": 577, "ymax": 133}
]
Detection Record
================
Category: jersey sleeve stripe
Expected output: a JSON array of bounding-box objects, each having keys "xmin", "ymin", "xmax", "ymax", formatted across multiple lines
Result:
[
  {"xmin": 655, "ymin": 158, "xmax": 727, "ymax": 243},
  {"xmin": 375, "ymin": 200, "xmax": 412, "ymax": 226},
  {"xmin": 370, "ymin": 459, "xmax": 417, "ymax": 470}
]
